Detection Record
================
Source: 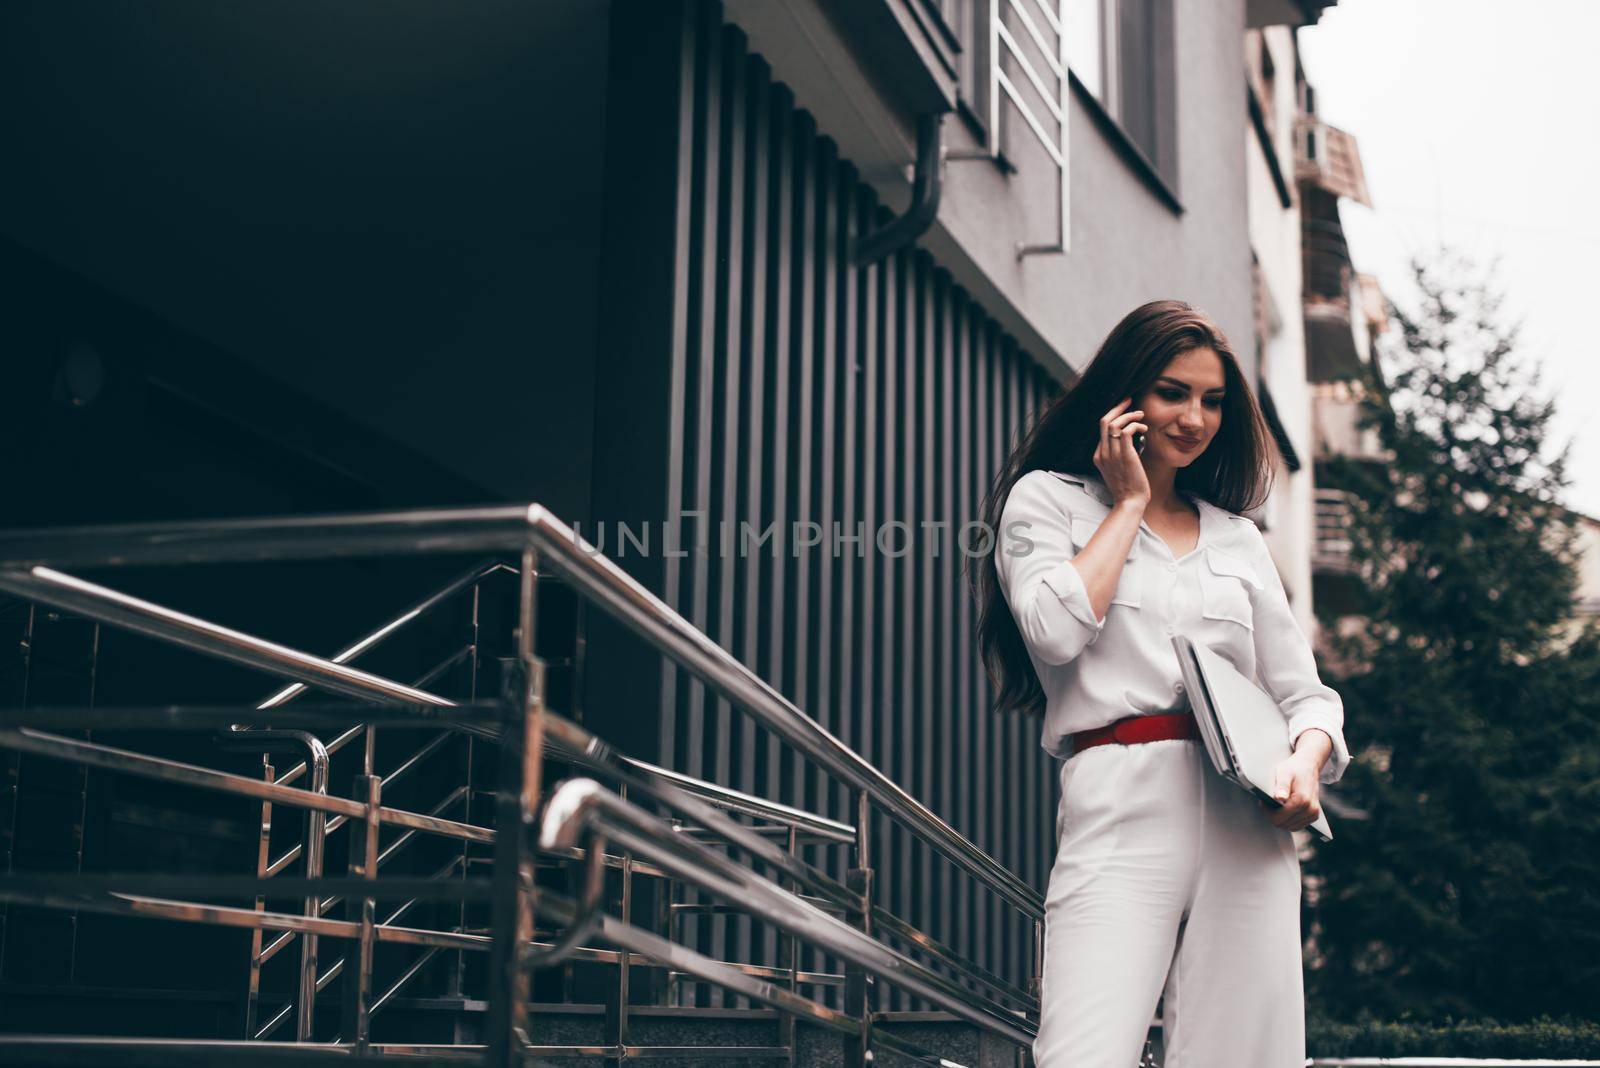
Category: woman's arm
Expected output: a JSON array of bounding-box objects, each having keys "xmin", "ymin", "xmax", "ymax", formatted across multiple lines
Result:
[
  {"xmin": 1243, "ymin": 527, "xmax": 1352, "ymax": 785},
  {"xmin": 996, "ymin": 474, "xmax": 1139, "ymax": 665},
  {"xmin": 1069, "ymin": 501, "xmax": 1144, "ymax": 624}
]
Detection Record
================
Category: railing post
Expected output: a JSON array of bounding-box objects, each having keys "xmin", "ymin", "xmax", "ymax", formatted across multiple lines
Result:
[
  {"xmin": 486, "ymin": 548, "xmax": 546, "ymax": 1067},
  {"xmin": 1030, "ymin": 917, "xmax": 1044, "ymax": 999},
  {"xmin": 450, "ymin": 580, "xmax": 484, "ymax": 999},
  {"xmin": 652, "ymin": 851, "xmax": 673, "ymax": 1007},
  {"xmin": 605, "ymin": 785, "xmax": 632, "ymax": 1064},
  {"xmin": 341, "ymin": 774, "xmax": 381, "ymax": 1050},
  {"xmin": 297, "ymin": 742, "xmax": 329, "ymax": 1042},
  {"xmin": 843, "ymin": 789, "xmax": 873, "ymax": 1068},
  {"xmin": 662, "ymin": 816, "xmax": 685, "ymax": 1008},
  {"xmin": 775, "ymin": 824, "xmax": 799, "ymax": 1064},
  {"xmin": 1029, "ymin": 916, "xmax": 1046, "ymax": 1068},
  {"xmin": 243, "ymin": 759, "xmax": 274, "ymax": 1037}
]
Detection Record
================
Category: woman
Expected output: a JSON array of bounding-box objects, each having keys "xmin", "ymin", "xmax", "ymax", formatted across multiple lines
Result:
[{"xmin": 972, "ymin": 300, "xmax": 1351, "ymax": 1067}]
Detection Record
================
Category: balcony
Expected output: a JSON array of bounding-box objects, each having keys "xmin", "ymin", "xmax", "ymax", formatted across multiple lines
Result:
[
  {"xmin": 1312, "ymin": 380, "xmax": 1386, "ymax": 458},
  {"xmin": 1294, "ymin": 118, "xmax": 1371, "ymax": 206},
  {"xmin": 1312, "ymin": 487, "xmax": 1357, "ymax": 575},
  {"xmin": 1302, "ymin": 216, "xmax": 1354, "ymax": 306}
]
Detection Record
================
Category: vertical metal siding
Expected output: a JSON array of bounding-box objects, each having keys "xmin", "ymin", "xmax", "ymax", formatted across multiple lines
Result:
[
  {"xmin": 934, "ymin": 265, "xmax": 956, "ymax": 995},
  {"xmin": 664, "ymin": 0, "xmax": 1062, "ymax": 1003},
  {"xmin": 715, "ymin": 21, "xmax": 749, "ymax": 986},
  {"xmin": 758, "ymin": 76, "xmax": 795, "ymax": 981},
  {"xmin": 893, "ymin": 245, "xmax": 917, "ymax": 1008},
  {"xmin": 953, "ymin": 292, "xmax": 975, "ymax": 984},
  {"xmin": 732, "ymin": 45, "xmax": 767, "ymax": 981}
]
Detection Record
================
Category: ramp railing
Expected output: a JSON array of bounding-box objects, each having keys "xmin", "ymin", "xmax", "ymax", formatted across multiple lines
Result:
[{"xmin": 0, "ymin": 504, "xmax": 1043, "ymax": 1065}]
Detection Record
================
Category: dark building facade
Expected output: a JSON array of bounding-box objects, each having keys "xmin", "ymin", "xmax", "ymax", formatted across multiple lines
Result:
[{"xmin": 1, "ymin": 0, "xmax": 1312, "ymax": 1056}]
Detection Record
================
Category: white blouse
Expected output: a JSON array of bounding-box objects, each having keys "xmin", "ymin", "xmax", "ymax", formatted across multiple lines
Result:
[{"xmin": 994, "ymin": 469, "xmax": 1351, "ymax": 784}]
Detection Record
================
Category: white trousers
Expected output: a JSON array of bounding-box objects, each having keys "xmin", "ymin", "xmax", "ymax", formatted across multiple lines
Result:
[{"xmin": 1033, "ymin": 737, "xmax": 1305, "ymax": 1068}]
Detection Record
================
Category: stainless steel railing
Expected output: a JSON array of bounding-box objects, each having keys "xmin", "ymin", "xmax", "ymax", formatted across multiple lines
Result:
[
  {"xmin": 238, "ymin": 555, "xmax": 861, "ymax": 1041},
  {"xmin": 541, "ymin": 777, "xmax": 1034, "ymax": 1048},
  {"xmin": 0, "ymin": 645, "xmax": 989, "ymax": 1064},
  {"xmin": 0, "ymin": 503, "xmax": 1044, "ymax": 1064},
  {"xmin": 1, "ymin": 563, "xmax": 1033, "ymax": 1024},
  {"xmin": 0, "ymin": 506, "xmax": 1044, "ymax": 919},
  {"xmin": 239, "ymin": 557, "xmax": 508, "ymax": 1042}
]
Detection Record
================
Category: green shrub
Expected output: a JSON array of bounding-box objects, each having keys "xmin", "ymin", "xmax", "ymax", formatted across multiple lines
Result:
[{"xmin": 1310, "ymin": 1013, "xmax": 1600, "ymax": 1058}]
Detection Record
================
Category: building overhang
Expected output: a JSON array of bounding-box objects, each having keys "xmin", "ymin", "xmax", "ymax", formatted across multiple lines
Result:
[{"xmin": 721, "ymin": 0, "xmax": 956, "ymax": 201}]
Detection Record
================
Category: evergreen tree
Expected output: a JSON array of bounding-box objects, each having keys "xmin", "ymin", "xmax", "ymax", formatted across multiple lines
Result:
[{"xmin": 1307, "ymin": 247, "xmax": 1600, "ymax": 1026}]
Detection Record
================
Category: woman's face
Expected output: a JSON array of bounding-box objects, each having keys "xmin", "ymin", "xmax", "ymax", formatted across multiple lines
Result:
[{"xmin": 1135, "ymin": 346, "xmax": 1226, "ymax": 470}]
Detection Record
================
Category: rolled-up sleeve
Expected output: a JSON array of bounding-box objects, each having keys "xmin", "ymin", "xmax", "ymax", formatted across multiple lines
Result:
[
  {"xmin": 1243, "ymin": 528, "xmax": 1352, "ymax": 785},
  {"xmin": 994, "ymin": 473, "xmax": 1105, "ymax": 667}
]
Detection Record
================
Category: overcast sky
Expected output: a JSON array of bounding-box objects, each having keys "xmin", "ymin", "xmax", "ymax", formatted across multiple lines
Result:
[{"xmin": 1297, "ymin": 0, "xmax": 1600, "ymax": 517}]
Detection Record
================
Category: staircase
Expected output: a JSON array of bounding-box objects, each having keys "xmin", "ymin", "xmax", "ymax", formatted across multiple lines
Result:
[{"xmin": 0, "ymin": 504, "xmax": 1127, "ymax": 1066}]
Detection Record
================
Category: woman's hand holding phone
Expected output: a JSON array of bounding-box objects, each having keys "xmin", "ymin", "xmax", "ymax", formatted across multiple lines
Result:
[
  {"xmin": 1066, "ymin": 398, "xmax": 1149, "ymax": 622},
  {"xmin": 1095, "ymin": 398, "xmax": 1151, "ymax": 510}
]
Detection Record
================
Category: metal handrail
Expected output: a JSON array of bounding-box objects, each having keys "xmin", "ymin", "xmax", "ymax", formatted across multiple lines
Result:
[
  {"xmin": 0, "ymin": 515, "xmax": 1540, "ymax": 1059},
  {"xmin": 0, "ymin": 719, "xmax": 500, "ymax": 1041},
  {"xmin": 1, "ymin": 561, "xmax": 528, "ymax": 1059},
  {"xmin": 248, "ymin": 556, "xmax": 859, "ymax": 844},
  {"xmin": 541, "ymin": 778, "xmax": 1037, "ymax": 1048},
  {"xmin": 240, "ymin": 560, "xmax": 507, "ymax": 1041},
  {"xmin": 0, "ymin": 567, "xmax": 454, "ymax": 711},
  {"xmin": 0, "ymin": 846, "xmax": 964, "ymax": 1068},
  {"xmin": 535, "ymin": 891, "xmax": 971, "ymax": 1068},
  {"xmin": 255, "ymin": 558, "xmax": 513, "ymax": 711},
  {"xmin": 0, "ymin": 566, "xmax": 1022, "ymax": 1024},
  {"xmin": 0, "ymin": 504, "xmax": 1046, "ymax": 1059},
  {"xmin": 209, "ymin": 544, "xmax": 856, "ymax": 1039},
  {"xmin": 0, "ymin": 726, "xmax": 493, "ymax": 842},
  {"xmin": 0, "ymin": 567, "xmax": 863, "ymax": 918},
  {"xmin": 0, "ymin": 505, "xmax": 1041, "ymax": 919}
]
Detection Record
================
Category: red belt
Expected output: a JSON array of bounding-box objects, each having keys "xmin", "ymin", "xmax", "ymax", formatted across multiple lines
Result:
[{"xmin": 1068, "ymin": 709, "xmax": 1199, "ymax": 755}]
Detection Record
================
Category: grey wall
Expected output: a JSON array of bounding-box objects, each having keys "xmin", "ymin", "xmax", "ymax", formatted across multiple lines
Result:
[
  {"xmin": 936, "ymin": 0, "xmax": 1255, "ymax": 382},
  {"xmin": 722, "ymin": 0, "xmax": 1256, "ymax": 386}
]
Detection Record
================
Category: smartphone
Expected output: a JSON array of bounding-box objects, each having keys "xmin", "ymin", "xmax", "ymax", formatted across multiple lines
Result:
[{"xmin": 1133, "ymin": 430, "xmax": 1146, "ymax": 455}]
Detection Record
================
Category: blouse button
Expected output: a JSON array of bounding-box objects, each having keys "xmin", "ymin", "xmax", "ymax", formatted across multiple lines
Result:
[
  {"xmin": 1175, "ymin": 683, "xmax": 1186, "ymax": 693},
  {"xmin": 1164, "ymin": 624, "xmax": 1175, "ymax": 635},
  {"xmin": 1166, "ymin": 563, "xmax": 1177, "ymax": 573}
]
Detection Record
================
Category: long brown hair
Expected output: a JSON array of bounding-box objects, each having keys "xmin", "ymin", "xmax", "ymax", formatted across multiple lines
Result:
[{"xmin": 967, "ymin": 299, "xmax": 1275, "ymax": 717}]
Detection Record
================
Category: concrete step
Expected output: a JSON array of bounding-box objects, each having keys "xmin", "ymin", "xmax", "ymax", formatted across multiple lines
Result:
[{"xmin": 377, "ymin": 1001, "xmax": 1022, "ymax": 1067}]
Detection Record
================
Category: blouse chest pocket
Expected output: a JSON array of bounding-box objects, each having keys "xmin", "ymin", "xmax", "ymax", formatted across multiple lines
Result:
[
  {"xmin": 1199, "ymin": 545, "xmax": 1261, "ymax": 630},
  {"xmin": 1069, "ymin": 516, "xmax": 1142, "ymax": 609}
]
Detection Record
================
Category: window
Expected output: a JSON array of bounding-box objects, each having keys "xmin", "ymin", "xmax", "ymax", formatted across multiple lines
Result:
[
  {"xmin": 949, "ymin": 0, "xmax": 986, "ymax": 128},
  {"xmin": 953, "ymin": 0, "xmax": 1174, "ymax": 184},
  {"xmin": 1066, "ymin": 0, "xmax": 1177, "ymax": 189},
  {"xmin": 1064, "ymin": 0, "xmax": 1106, "ymax": 100},
  {"xmin": 947, "ymin": 0, "xmax": 1178, "ymax": 249}
]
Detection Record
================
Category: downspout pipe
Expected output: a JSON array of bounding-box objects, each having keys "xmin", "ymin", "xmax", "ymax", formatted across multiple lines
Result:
[{"xmin": 853, "ymin": 113, "xmax": 943, "ymax": 267}]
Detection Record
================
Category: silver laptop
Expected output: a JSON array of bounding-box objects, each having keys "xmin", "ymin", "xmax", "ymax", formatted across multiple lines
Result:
[{"xmin": 1172, "ymin": 635, "xmax": 1334, "ymax": 843}]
